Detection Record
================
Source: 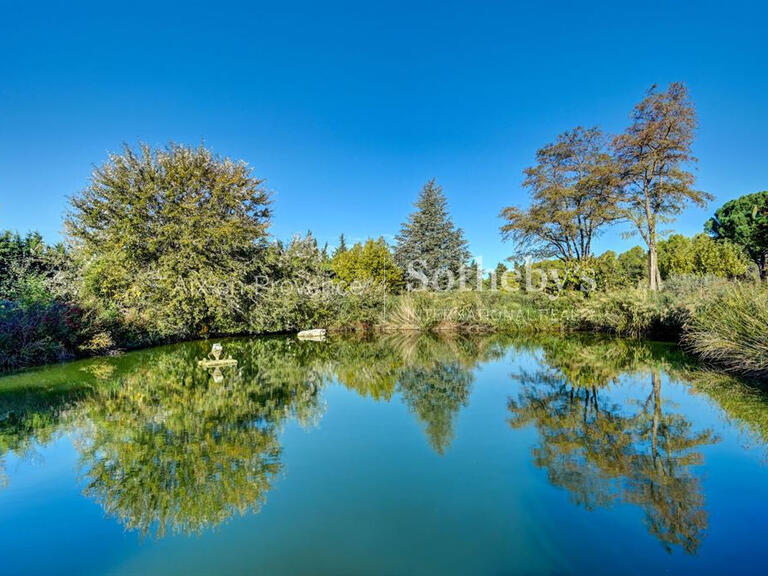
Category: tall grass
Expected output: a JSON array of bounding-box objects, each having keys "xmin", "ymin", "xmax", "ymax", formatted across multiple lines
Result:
[
  {"xmin": 684, "ymin": 283, "xmax": 768, "ymax": 377},
  {"xmin": 377, "ymin": 279, "xmax": 768, "ymax": 381},
  {"xmin": 574, "ymin": 289, "xmax": 669, "ymax": 337},
  {"xmin": 381, "ymin": 290, "xmax": 581, "ymax": 333}
]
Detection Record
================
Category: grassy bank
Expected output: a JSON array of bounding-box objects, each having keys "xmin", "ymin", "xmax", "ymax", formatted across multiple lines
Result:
[
  {"xmin": 377, "ymin": 278, "xmax": 768, "ymax": 380},
  {"xmin": 2, "ymin": 279, "xmax": 767, "ymax": 381}
]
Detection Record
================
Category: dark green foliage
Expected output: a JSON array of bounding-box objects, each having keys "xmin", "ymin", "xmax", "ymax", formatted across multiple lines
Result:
[
  {"xmin": 0, "ymin": 231, "xmax": 85, "ymax": 370},
  {"xmin": 706, "ymin": 191, "xmax": 768, "ymax": 280},
  {"xmin": 394, "ymin": 179, "xmax": 470, "ymax": 289},
  {"xmin": 617, "ymin": 246, "xmax": 648, "ymax": 286},
  {"xmin": 0, "ymin": 231, "xmax": 67, "ymax": 302},
  {"xmin": 334, "ymin": 233, "xmax": 348, "ymax": 256}
]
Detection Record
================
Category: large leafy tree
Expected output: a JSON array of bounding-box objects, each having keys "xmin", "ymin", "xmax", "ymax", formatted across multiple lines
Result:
[
  {"xmin": 658, "ymin": 233, "xmax": 749, "ymax": 279},
  {"xmin": 705, "ymin": 191, "xmax": 768, "ymax": 280},
  {"xmin": 613, "ymin": 83, "xmax": 712, "ymax": 290},
  {"xmin": 65, "ymin": 143, "xmax": 271, "ymax": 341},
  {"xmin": 500, "ymin": 126, "xmax": 620, "ymax": 261},
  {"xmin": 331, "ymin": 237, "xmax": 404, "ymax": 292},
  {"xmin": 394, "ymin": 179, "xmax": 469, "ymax": 289}
]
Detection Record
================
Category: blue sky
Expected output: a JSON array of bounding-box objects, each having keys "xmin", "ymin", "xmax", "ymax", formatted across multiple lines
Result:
[{"xmin": 1, "ymin": 0, "xmax": 766, "ymax": 266}]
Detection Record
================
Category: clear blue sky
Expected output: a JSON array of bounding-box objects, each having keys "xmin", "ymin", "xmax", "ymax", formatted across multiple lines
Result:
[{"xmin": 1, "ymin": 0, "xmax": 766, "ymax": 266}]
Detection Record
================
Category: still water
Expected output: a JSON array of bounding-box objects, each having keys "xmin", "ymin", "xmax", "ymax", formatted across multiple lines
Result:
[{"xmin": 1, "ymin": 334, "xmax": 768, "ymax": 575}]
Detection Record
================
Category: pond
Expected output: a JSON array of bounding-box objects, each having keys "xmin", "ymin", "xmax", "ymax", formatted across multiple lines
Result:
[{"xmin": 1, "ymin": 334, "xmax": 768, "ymax": 575}]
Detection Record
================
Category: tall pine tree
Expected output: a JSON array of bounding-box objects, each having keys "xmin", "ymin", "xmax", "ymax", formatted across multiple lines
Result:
[
  {"xmin": 394, "ymin": 179, "xmax": 470, "ymax": 289},
  {"xmin": 334, "ymin": 233, "xmax": 348, "ymax": 257}
]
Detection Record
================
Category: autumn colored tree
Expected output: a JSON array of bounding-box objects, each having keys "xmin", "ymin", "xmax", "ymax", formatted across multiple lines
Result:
[
  {"xmin": 706, "ymin": 191, "xmax": 768, "ymax": 280},
  {"xmin": 500, "ymin": 126, "xmax": 620, "ymax": 262},
  {"xmin": 613, "ymin": 83, "xmax": 711, "ymax": 290}
]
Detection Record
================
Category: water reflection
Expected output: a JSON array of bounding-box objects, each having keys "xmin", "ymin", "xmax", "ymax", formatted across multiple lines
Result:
[
  {"xmin": 0, "ymin": 334, "xmax": 767, "ymax": 551},
  {"xmin": 72, "ymin": 339, "xmax": 325, "ymax": 537},
  {"xmin": 508, "ymin": 336, "xmax": 717, "ymax": 553},
  {"xmin": 380, "ymin": 333, "xmax": 495, "ymax": 454},
  {"xmin": 0, "ymin": 378, "xmax": 89, "ymax": 488}
]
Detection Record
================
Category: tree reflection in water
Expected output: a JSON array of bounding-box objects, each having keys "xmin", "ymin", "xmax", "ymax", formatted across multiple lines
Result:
[
  {"xmin": 389, "ymin": 333, "xmax": 488, "ymax": 455},
  {"xmin": 508, "ymin": 336, "xmax": 717, "ymax": 553},
  {"xmin": 2, "ymin": 334, "xmax": 767, "ymax": 550},
  {"xmin": 73, "ymin": 339, "xmax": 326, "ymax": 538}
]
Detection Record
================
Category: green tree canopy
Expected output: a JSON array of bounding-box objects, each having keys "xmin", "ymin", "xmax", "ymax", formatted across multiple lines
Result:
[
  {"xmin": 658, "ymin": 233, "xmax": 749, "ymax": 279},
  {"xmin": 705, "ymin": 191, "xmax": 768, "ymax": 280},
  {"xmin": 394, "ymin": 179, "xmax": 470, "ymax": 289},
  {"xmin": 617, "ymin": 245, "xmax": 648, "ymax": 286},
  {"xmin": 331, "ymin": 237, "xmax": 404, "ymax": 292},
  {"xmin": 65, "ymin": 143, "xmax": 271, "ymax": 341}
]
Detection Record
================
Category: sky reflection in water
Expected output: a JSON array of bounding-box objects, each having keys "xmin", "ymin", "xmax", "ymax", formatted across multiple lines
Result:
[{"xmin": 1, "ymin": 334, "xmax": 768, "ymax": 575}]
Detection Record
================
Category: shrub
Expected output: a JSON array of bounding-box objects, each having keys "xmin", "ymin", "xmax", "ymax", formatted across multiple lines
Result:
[
  {"xmin": 575, "ymin": 289, "xmax": 670, "ymax": 337},
  {"xmin": 0, "ymin": 300, "xmax": 82, "ymax": 370},
  {"xmin": 330, "ymin": 237, "xmax": 404, "ymax": 292},
  {"xmin": 246, "ymin": 279, "xmax": 388, "ymax": 333}
]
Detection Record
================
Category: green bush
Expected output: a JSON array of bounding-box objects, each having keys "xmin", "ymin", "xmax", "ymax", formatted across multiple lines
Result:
[
  {"xmin": 247, "ymin": 279, "xmax": 387, "ymax": 333},
  {"xmin": 66, "ymin": 143, "xmax": 272, "ymax": 343},
  {"xmin": 574, "ymin": 289, "xmax": 670, "ymax": 337}
]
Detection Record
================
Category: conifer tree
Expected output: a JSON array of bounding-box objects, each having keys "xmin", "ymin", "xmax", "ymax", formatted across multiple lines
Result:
[
  {"xmin": 334, "ymin": 233, "xmax": 348, "ymax": 257},
  {"xmin": 394, "ymin": 179, "xmax": 469, "ymax": 289},
  {"xmin": 706, "ymin": 191, "xmax": 768, "ymax": 280}
]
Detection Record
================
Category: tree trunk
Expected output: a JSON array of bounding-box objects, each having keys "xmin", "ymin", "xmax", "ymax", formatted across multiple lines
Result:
[
  {"xmin": 648, "ymin": 245, "xmax": 661, "ymax": 291},
  {"xmin": 650, "ymin": 370, "xmax": 662, "ymax": 467},
  {"xmin": 760, "ymin": 253, "xmax": 767, "ymax": 281}
]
